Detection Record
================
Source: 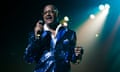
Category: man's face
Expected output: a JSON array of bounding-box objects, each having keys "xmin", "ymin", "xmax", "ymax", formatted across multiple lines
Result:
[{"xmin": 43, "ymin": 5, "xmax": 57, "ymax": 25}]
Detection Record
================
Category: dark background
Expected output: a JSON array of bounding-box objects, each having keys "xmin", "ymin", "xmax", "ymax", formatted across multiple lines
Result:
[{"xmin": 1, "ymin": 0, "xmax": 120, "ymax": 72}]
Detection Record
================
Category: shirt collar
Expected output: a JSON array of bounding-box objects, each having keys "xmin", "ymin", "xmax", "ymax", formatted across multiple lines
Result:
[
  {"xmin": 44, "ymin": 24, "xmax": 62, "ymax": 31},
  {"xmin": 44, "ymin": 24, "xmax": 50, "ymax": 31},
  {"xmin": 43, "ymin": 24, "xmax": 62, "ymax": 37}
]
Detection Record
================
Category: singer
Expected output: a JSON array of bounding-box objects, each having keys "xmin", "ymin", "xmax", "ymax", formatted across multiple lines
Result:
[{"xmin": 23, "ymin": 4, "xmax": 83, "ymax": 72}]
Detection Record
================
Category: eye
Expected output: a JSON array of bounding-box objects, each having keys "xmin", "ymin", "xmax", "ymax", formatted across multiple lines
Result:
[{"xmin": 43, "ymin": 10, "xmax": 56, "ymax": 15}]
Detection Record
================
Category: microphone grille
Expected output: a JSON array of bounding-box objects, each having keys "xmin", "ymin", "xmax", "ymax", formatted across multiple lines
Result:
[{"xmin": 39, "ymin": 20, "xmax": 44, "ymax": 25}]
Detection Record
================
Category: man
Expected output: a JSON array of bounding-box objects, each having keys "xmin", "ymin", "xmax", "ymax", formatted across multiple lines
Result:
[{"xmin": 24, "ymin": 4, "xmax": 83, "ymax": 72}]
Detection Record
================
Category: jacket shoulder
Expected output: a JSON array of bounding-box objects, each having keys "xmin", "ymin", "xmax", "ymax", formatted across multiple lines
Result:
[{"xmin": 67, "ymin": 28, "xmax": 76, "ymax": 34}]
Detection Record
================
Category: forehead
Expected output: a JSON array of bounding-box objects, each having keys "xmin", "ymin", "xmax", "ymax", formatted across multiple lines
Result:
[{"xmin": 43, "ymin": 5, "xmax": 55, "ymax": 11}]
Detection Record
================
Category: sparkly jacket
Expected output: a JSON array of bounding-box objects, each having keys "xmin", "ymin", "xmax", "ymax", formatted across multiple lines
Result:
[{"xmin": 24, "ymin": 26, "xmax": 77, "ymax": 72}]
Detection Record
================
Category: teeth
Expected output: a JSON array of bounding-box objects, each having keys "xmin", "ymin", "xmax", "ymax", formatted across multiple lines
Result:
[{"xmin": 46, "ymin": 16, "xmax": 52, "ymax": 19}]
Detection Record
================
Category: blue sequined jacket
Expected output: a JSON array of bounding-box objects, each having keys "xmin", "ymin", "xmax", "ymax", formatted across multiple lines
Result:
[{"xmin": 24, "ymin": 27, "xmax": 77, "ymax": 72}]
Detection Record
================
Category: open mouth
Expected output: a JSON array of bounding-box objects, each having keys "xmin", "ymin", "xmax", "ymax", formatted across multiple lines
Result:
[{"xmin": 46, "ymin": 15, "xmax": 52, "ymax": 20}]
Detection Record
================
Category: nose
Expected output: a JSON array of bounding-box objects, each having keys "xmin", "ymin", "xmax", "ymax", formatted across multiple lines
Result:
[{"xmin": 46, "ymin": 12, "xmax": 50, "ymax": 15}]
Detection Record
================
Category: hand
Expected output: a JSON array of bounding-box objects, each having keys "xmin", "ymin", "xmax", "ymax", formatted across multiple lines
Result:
[
  {"xmin": 74, "ymin": 46, "xmax": 84, "ymax": 64},
  {"xmin": 34, "ymin": 20, "xmax": 43, "ymax": 39},
  {"xmin": 75, "ymin": 46, "xmax": 83, "ymax": 56}
]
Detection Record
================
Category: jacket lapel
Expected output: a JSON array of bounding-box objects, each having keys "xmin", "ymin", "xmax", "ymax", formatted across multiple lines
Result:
[{"xmin": 56, "ymin": 27, "xmax": 68, "ymax": 43}]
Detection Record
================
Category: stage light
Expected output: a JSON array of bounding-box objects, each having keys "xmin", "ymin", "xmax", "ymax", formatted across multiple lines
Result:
[
  {"xmin": 63, "ymin": 22, "xmax": 68, "ymax": 27},
  {"xmin": 90, "ymin": 14, "xmax": 95, "ymax": 19},
  {"xmin": 76, "ymin": 6, "xmax": 110, "ymax": 52},
  {"xmin": 96, "ymin": 33, "xmax": 99, "ymax": 37},
  {"xmin": 105, "ymin": 4, "xmax": 110, "ymax": 9},
  {"xmin": 99, "ymin": 4, "xmax": 110, "ymax": 11},
  {"xmin": 99, "ymin": 4, "xmax": 105, "ymax": 11},
  {"xmin": 64, "ymin": 16, "xmax": 69, "ymax": 22}
]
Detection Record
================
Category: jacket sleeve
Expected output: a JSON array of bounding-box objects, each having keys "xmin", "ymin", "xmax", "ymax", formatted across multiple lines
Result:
[
  {"xmin": 23, "ymin": 31, "xmax": 50, "ymax": 64},
  {"xmin": 69, "ymin": 31, "xmax": 77, "ymax": 63}
]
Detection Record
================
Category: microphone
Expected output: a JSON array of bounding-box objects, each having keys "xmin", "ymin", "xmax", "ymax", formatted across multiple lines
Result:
[
  {"xmin": 36, "ymin": 31, "xmax": 41, "ymax": 37},
  {"xmin": 38, "ymin": 20, "xmax": 44, "ymax": 25},
  {"xmin": 76, "ymin": 46, "xmax": 84, "ymax": 64},
  {"xmin": 36, "ymin": 20, "xmax": 44, "ymax": 39}
]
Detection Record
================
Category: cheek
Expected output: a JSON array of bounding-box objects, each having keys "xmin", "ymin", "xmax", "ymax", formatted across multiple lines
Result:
[
  {"xmin": 43, "ymin": 15, "xmax": 46, "ymax": 20},
  {"xmin": 51, "ymin": 15, "xmax": 55, "ymax": 21}
]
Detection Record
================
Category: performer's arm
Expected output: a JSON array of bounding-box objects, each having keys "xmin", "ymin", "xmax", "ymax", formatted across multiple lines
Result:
[
  {"xmin": 23, "ymin": 31, "xmax": 50, "ymax": 64},
  {"xmin": 70, "ymin": 31, "xmax": 84, "ymax": 64},
  {"xmin": 23, "ymin": 32, "xmax": 41, "ymax": 64},
  {"xmin": 69, "ymin": 31, "xmax": 77, "ymax": 63}
]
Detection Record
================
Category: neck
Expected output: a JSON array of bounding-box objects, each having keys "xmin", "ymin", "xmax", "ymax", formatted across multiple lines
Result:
[{"xmin": 47, "ymin": 22, "xmax": 59, "ymax": 30}]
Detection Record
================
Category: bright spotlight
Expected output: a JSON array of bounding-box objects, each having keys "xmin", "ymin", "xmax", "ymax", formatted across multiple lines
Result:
[
  {"xmin": 64, "ymin": 16, "xmax": 69, "ymax": 22},
  {"xmin": 96, "ymin": 33, "xmax": 99, "ymax": 37},
  {"xmin": 99, "ymin": 4, "xmax": 105, "ymax": 11},
  {"xmin": 90, "ymin": 14, "xmax": 95, "ymax": 19},
  {"xmin": 105, "ymin": 4, "xmax": 110, "ymax": 9}
]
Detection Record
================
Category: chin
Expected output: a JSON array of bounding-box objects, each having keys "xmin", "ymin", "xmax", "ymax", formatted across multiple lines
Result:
[{"xmin": 46, "ymin": 21, "xmax": 53, "ymax": 24}]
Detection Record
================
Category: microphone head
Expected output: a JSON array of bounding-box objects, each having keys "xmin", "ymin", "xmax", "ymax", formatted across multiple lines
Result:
[{"xmin": 38, "ymin": 20, "xmax": 44, "ymax": 25}]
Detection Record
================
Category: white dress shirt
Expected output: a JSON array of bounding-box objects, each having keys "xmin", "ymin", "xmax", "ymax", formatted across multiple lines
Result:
[{"xmin": 43, "ymin": 24, "xmax": 62, "ymax": 48}]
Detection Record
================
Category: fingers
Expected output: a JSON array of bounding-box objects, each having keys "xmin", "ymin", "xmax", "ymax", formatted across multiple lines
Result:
[
  {"xmin": 34, "ymin": 20, "xmax": 43, "ymax": 38},
  {"xmin": 36, "ymin": 21, "xmax": 43, "ymax": 30},
  {"xmin": 74, "ymin": 46, "xmax": 83, "ymax": 56}
]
